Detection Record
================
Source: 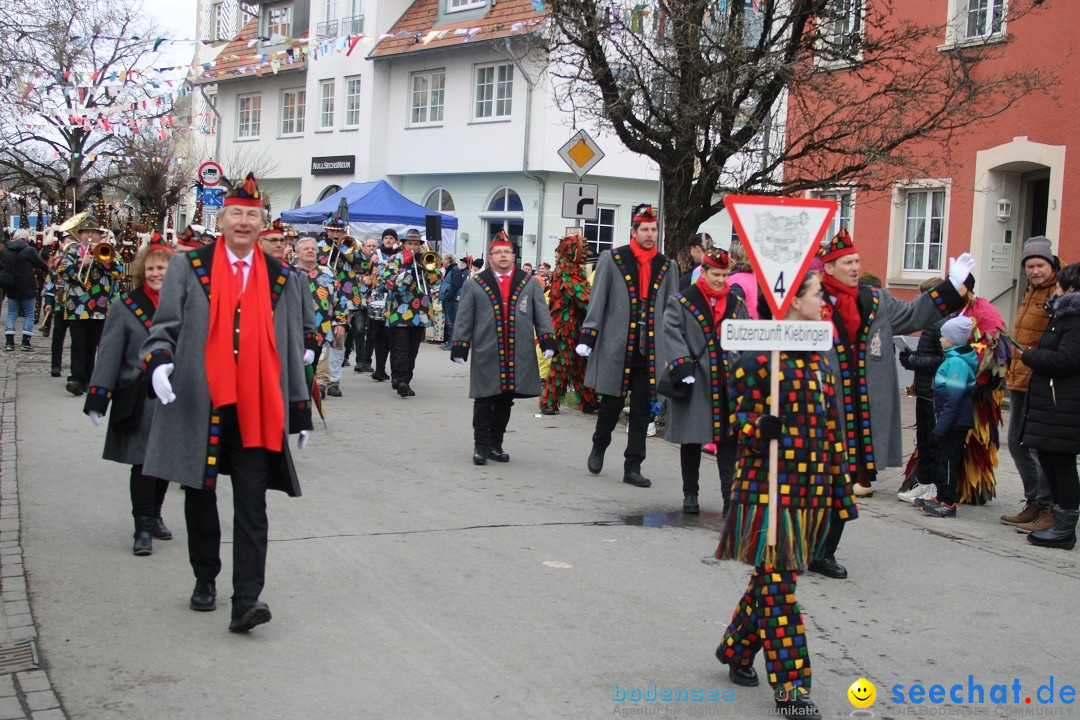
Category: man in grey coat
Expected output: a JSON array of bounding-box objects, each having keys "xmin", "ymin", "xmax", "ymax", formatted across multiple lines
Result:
[
  {"xmin": 812, "ymin": 228, "xmax": 973, "ymax": 579},
  {"xmin": 576, "ymin": 204, "xmax": 679, "ymax": 488},
  {"xmin": 141, "ymin": 174, "xmax": 314, "ymax": 633},
  {"xmin": 452, "ymin": 237, "xmax": 557, "ymax": 464}
]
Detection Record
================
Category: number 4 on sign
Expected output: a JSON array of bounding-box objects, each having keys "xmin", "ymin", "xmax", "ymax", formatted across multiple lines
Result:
[{"xmin": 724, "ymin": 195, "xmax": 838, "ymax": 318}]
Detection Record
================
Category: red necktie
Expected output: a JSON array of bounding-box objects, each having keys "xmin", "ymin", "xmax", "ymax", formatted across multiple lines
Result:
[
  {"xmin": 234, "ymin": 260, "xmax": 247, "ymax": 290},
  {"xmin": 498, "ymin": 274, "xmax": 511, "ymax": 306}
]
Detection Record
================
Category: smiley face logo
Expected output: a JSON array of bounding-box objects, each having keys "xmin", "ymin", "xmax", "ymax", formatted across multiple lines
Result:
[{"xmin": 848, "ymin": 678, "xmax": 877, "ymax": 708}]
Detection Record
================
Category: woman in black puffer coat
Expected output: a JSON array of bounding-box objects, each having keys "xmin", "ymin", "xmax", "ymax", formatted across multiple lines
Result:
[{"xmin": 1020, "ymin": 262, "xmax": 1080, "ymax": 550}]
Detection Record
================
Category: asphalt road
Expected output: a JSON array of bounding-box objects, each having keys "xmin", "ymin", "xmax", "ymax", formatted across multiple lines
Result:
[{"xmin": 13, "ymin": 345, "xmax": 1080, "ymax": 719}]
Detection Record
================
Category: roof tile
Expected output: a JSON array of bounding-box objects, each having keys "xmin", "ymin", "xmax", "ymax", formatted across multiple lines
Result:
[{"xmin": 370, "ymin": 0, "xmax": 547, "ymax": 59}]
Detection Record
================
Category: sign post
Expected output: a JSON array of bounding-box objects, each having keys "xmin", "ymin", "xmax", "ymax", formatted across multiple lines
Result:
[{"xmin": 721, "ymin": 194, "xmax": 838, "ymax": 547}]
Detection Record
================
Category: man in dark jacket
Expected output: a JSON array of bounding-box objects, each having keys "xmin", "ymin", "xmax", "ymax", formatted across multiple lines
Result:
[
  {"xmin": 439, "ymin": 253, "xmax": 465, "ymax": 350},
  {"xmin": 1, "ymin": 228, "xmax": 47, "ymax": 351}
]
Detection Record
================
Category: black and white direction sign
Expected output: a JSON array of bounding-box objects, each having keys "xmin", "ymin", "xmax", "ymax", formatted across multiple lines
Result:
[{"xmin": 561, "ymin": 182, "xmax": 599, "ymax": 221}]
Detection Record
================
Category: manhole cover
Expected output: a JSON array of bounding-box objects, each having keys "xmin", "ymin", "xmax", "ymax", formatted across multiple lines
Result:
[{"xmin": 0, "ymin": 640, "xmax": 39, "ymax": 674}]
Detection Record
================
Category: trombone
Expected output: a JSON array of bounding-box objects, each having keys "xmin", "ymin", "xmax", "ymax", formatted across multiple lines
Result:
[
  {"xmin": 412, "ymin": 246, "xmax": 442, "ymax": 296},
  {"xmin": 78, "ymin": 241, "xmax": 116, "ymax": 285}
]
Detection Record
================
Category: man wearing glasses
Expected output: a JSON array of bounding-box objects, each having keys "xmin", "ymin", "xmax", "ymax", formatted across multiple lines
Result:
[{"xmin": 576, "ymin": 204, "xmax": 678, "ymax": 488}]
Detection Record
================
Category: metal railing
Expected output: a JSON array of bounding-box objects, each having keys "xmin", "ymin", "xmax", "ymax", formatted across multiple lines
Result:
[
  {"xmin": 316, "ymin": 19, "xmax": 338, "ymax": 38},
  {"xmin": 341, "ymin": 14, "xmax": 364, "ymax": 35}
]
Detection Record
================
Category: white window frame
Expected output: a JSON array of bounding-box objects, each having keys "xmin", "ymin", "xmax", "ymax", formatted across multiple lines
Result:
[
  {"xmin": 815, "ymin": 189, "xmax": 855, "ymax": 243},
  {"xmin": 473, "ymin": 62, "xmax": 514, "ymax": 121},
  {"xmin": 343, "ymin": 76, "xmax": 362, "ymax": 129},
  {"xmin": 318, "ymin": 79, "xmax": 336, "ymax": 131},
  {"xmin": 942, "ymin": 0, "xmax": 1007, "ymax": 48},
  {"xmin": 409, "ymin": 69, "xmax": 446, "ymax": 127},
  {"xmin": 447, "ymin": 0, "xmax": 485, "ymax": 13},
  {"xmin": 815, "ymin": 0, "xmax": 864, "ymax": 67},
  {"xmin": 583, "ymin": 205, "xmax": 618, "ymax": 257},
  {"xmin": 237, "ymin": 93, "xmax": 262, "ymax": 140},
  {"xmin": 280, "ymin": 88, "xmax": 306, "ymax": 136},
  {"xmin": 424, "ymin": 188, "xmax": 456, "ymax": 213},
  {"xmin": 265, "ymin": 2, "xmax": 293, "ymax": 39},
  {"xmin": 887, "ymin": 180, "xmax": 952, "ymax": 284},
  {"xmin": 324, "ymin": 0, "xmax": 338, "ymax": 21}
]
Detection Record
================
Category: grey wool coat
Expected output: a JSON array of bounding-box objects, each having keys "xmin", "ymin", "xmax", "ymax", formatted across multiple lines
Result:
[
  {"xmin": 579, "ymin": 244, "xmax": 678, "ymax": 401},
  {"xmin": 140, "ymin": 245, "xmax": 314, "ymax": 495},
  {"xmin": 451, "ymin": 268, "xmax": 557, "ymax": 398},
  {"xmin": 824, "ymin": 279, "xmax": 965, "ymax": 471},
  {"xmin": 83, "ymin": 287, "xmax": 158, "ymax": 465},
  {"xmin": 661, "ymin": 286, "xmax": 747, "ymax": 445}
]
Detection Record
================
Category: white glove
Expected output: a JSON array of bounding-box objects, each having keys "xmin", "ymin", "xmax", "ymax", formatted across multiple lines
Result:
[
  {"xmin": 303, "ymin": 349, "xmax": 315, "ymax": 365},
  {"xmin": 575, "ymin": 343, "xmax": 592, "ymax": 357},
  {"xmin": 88, "ymin": 410, "xmax": 102, "ymax": 427},
  {"xmin": 681, "ymin": 376, "xmax": 696, "ymax": 384},
  {"xmin": 298, "ymin": 429, "xmax": 310, "ymax": 450},
  {"xmin": 948, "ymin": 252, "xmax": 975, "ymax": 290},
  {"xmin": 152, "ymin": 363, "xmax": 176, "ymax": 405},
  {"xmin": 452, "ymin": 357, "xmax": 466, "ymax": 364},
  {"xmin": 543, "ymin": 349, "xmax": 554, "ymax": 359}
]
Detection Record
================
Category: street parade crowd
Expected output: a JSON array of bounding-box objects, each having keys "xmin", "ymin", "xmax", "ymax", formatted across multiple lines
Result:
[{"xmin": 4, "ymin": 176, "xmax": 1080, "ymax": 717}]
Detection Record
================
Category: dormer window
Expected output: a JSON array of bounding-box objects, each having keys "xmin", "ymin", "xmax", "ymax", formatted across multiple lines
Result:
[
  {"xmin": 265, "ymin": 2, "xmax": 293, "ymax": 39},
  {"xmin": 447, "ymin": 0, "xmax": 485, "ymax": 13}
]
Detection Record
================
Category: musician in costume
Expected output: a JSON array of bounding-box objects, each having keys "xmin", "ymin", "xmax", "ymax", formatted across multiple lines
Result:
[
  {"xmin": 361, "ymin": 230, "xmax": 398, "ymax": 381},
  {"xmin": 83, "ymin": 238, "xmax": 175, "ymax": 556},
  {"xmin": 41, "ymin": 241, "xmax": 67, "ymax": 376},
  {"xmin": 57, "ymin": 216, "xmax": 122, "ymax": 396},
  {"xmin": 381, "ymin": 228, "xmax": 433, "ymax": 398},
  {"xmin": 140, "ymin": 173, "xmax": 314, "ymax": 633},
  {"xmin": 293, "ymin": 235, "xmax": 345, "ymax": 369},
  {"xmin": 314, "ymin": 216, "xmax": 357, "ymax": 397},
  {"xmin": 576, "ymin": 204, "xmax": 678, "ymax": 488},
  {"xmin": 452, "ymin": 238, "xmax": 557, "ymax": 464},
  {"xmin": 539, "ymin": 233, "xmax": 597, "ymax": 416},
  {"xmin": 716, "ymin": 272, "xmax": 857, "ymax": 720},
  {"xmin": 660, "ymin": 248, "xmax": 747, "ymax": 515},
  {"xmin": 351, "ymin": 237, "xmax": 378, "ymax": 372},
  {"xmin": 812, "ymin": 229, "xmax": 972, "ymax": 579}
]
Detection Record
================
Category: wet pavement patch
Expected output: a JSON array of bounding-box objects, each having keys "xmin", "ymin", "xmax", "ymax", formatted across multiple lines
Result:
[{"xmin": 619, "ymin": 510, "xmax": 726, "ymax": 533}]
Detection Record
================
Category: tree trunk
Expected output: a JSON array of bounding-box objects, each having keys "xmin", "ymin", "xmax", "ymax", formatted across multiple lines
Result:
[{"xmin": 660, "ymin": 168, "xmax": 707, "ymax": 271}]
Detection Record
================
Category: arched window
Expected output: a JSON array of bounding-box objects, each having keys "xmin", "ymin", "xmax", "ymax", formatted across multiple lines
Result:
[
  {"xmin": 318, "ymin": 184, "xmax": 342, "ymax": 201},
  {"xmin": 487, "ymin": 187, "xmax": 522, "ymax": 213},
  {"xmin": 481, "ymin": 186, "xmax": 525, "ymax": 258},
  {"xmin": 424, "ymin": 188, "xmax": 456, "ymax": 213}
]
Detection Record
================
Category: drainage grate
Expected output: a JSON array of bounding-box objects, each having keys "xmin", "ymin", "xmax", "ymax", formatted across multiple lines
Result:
[{"xmin": 0, "ymin": 640, "xmax": 39, "ymax": 674}]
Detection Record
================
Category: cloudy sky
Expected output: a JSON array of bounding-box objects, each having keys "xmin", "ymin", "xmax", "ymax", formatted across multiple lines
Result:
[{"xmin": 143, "ymin": 0, "xmax": 201, "ymax": 67}]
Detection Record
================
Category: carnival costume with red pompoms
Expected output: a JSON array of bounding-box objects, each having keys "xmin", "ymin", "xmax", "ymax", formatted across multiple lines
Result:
[{"xmin": 539, "ymin": 234, "xmax": 597, "ymax": 413}]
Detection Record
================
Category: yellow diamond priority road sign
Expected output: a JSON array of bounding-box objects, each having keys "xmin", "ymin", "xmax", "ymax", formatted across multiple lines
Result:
[{"xmin": 558, "ymin": 130, "xmax": 605, "ymax": 178}]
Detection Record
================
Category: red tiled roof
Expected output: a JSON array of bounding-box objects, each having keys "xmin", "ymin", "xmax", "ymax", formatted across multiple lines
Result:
[
  {"xmin": 370, "ymin": 0, "xmax": 547, "ymax": 59},
  {"xmin": 193, "ymin": 19, "xmax": 308, "ymax": 85}
]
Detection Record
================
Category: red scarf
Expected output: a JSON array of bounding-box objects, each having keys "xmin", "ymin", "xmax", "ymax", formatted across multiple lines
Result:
[
  {"xmin": 629, "ymin": 238, "xmax": 657, "ymax": 296},
  {"xmin": 696, "ymin": 274, "xmax": 731, "ymax": 329},
  {"xmin": 823, "ymin": 273, "xmax": 861, "ymax": 344},
  {"xmin": 142, "ymin": 285, "xmax": 160, "ymax": 309},
  {"xmin": 204, "ymin": 243, "xmax": 284, "ymax": 451}
]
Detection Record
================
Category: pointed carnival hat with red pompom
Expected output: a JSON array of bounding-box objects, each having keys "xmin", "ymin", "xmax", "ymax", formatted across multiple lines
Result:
[
  {"xmin": 223, "ymin": 172, "xmax": 263, "ymax": 208},
  {"xmin": 820, "ymin": 227, "xmax": 857, "ymax": 263}
]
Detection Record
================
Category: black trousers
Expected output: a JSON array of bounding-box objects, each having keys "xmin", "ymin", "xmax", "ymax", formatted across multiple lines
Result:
[
  {"xmin": 679, "ymin": 440, "xmax": 736, "ymax": 503},
  {"xmin": 931, "ymin": 428, "xmax": 967, "ymax": 505},
  {"xmin": 592, "ymin": 353, "xmax": 651, "ymax": 474},
  {"xmin": 442, "ymin": 297, "xmax": 458, "ymax": 344},
  {"xmin": 342, "ymin": 322, "xmax": 356, "ymax": 362},
  {"xmin": 362, "ymin": 319, "xmax": 388, "ymax": 372},
  {"xmin": 183, "ymin": 407, "xmax": 273, "ymax": 601},
  {"xmin": 473, "ymin": 392, "xmax": 515, "ymax": 451},
  {"xmin": 1036, "ymin": 450, "xmax": 1080, "ymax": 510},
  {"xmin": 50, "ymin": 314, "xmax": 68, "ymax": 372},
  {"xmin": 68, "ymin": 318, "xmax": 105, "ymax": 386},
  {"xmin": 129, "ymin": 464, "xmax": 169, "ymax": 518},
  {"xmin": 389, "ymin": 326, "xmax": 425, "ymax": 385},
  {"xmin": 914, "ymin": 396, "xmax": 936, "ymax": 483},
  {"xmin": 351, "ymin": 312, "xmax": 368, "ymax": 363}
]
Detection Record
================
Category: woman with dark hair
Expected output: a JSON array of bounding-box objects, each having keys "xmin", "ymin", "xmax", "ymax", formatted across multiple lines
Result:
[
  {"xmin": 83, "ymin": 239, "xmax": 175, "ymax": 556},
  {"xmin": 715, "ymin": 271, "xmax": 856, "ymax": 718},
  {"xmin": 1019, "ymin": 261, "xmax": 1080, "ymax": 549},
  {"xmin": 661, "ymin": 247, "xmax": 746, "ymax": 515}
]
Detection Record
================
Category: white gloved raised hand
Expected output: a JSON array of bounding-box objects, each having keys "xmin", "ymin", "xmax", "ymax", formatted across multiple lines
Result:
[
  {"xmin": 452, "ymin": 357, "xmax": 466, "ymax": 364},
  {"xmin": 152, "ymin": 363, "xmax": 176, "ymax": 405},
  {"xmin": 948, "ymin": 252, "xmax": 975, "ymax": 290},
  {"xmin": 298, "ymin": 429, "xmax": 310, "ymax": 450},
  {"xmin": 303, "ymin": 349, "xmax": 315, "ymax": 365},
  {"xmin": 88, "ymin": 410, "xmax": 102, "ymax": 427},
  {"xmin": 575, "ymin": 344, "xmax": 592, "ymax": 357},
  {"xmin": 543, "ymin": 349, "xmax": 554, "ymax": 359},
  {"xmin": 681, "ymin": 376, "xmax": 696, "ymax": 384}
]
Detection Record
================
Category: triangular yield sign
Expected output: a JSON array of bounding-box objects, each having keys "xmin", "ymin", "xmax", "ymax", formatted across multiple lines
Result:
[{"xmin": 724, "ymin": 195, "xmax": 838, "ymax": 318}]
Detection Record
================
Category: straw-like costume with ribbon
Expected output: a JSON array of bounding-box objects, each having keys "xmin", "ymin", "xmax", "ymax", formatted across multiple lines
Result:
[{"xmin": 540, "ymin": 233, "xmax": 597, "ymax": 413}]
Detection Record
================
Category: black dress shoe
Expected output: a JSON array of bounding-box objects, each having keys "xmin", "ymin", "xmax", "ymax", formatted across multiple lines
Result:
[
  {"xmin": 65, "ymin": 380, "xmax": 85, "ymax": 396},
  {"xmin": 406, "ymin": 386, "xmax": 416, "ymax": 397},
  {"xmin": 473, "ymin": 448, "xmax": 488, "ymax": 465},
  {"xmin": 397, "ymin": 383, "xmax": 411, "ymax": 397},
  {"xmin": 623, "ymin": 471, "xmax": 652, "ymax": 488},
  {"xmin": 371, "ymin": 370, "xmax": 388, "ymax": 381},
  {"xmin": 190, "ymin": 580, "xmax": 217, "ymax": 612},
  {"xmin": 540, "ymin": 407, "xmax": 560, "ymax": 416},
  {"xmin": 50, "ymin": 368, "xmax": 61, "ymax": 378},
  {"xmin": 683, "ymin": 495, "xmax": 700, "ymax": 514},
  {"xmin": 775, "ymin": 695, "xmax": 820, "ymax": 717},
  {"xmin": 152, "ymin": 517, "xmax": 172, "ymax": 540},
  {"xmin": 715, "ymin": 645, "xmax": 759, "ymax": 687},
  {"xmin": 487, "ymin": 446, "xmax": 510, "ymax": 462},
  {"xmin": 587, "ymin": 446, "xmax": 605, "ymax": 475},
  {"xmin": 807, "ymin": 556, "xmax": 848, "ymax": 579},
  {"xmin": 341, "ymin": 359, "xmax": 351, "ymax": 367},
  {"xmin": 391, "ymin": 379, "xmax": 400, "ymax": 390},
  {"xmin": 229, "ymin": 598, "xmax": 271, "ymax": 633},
  {"xmin": 326, "ymin": 385, "xmax": 342, "ymax": 397}
]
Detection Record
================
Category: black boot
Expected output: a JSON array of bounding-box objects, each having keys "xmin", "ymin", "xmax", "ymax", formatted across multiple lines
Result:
[
  {"xmin": 152, "ymin": 516, "xmax": 172, "ymax": 540},
  {"xmin": 20, "ymin": 334, "xmax": 31, "ymax": 352},
  {"xmin": 132, "ymin": 516, "xmax": 154, "ymax": 556},
  {"xmin": 4, "ymin": 335, "xmax": 13, "ymax": 352},
  {"xmin": 1027, "ymin": 507, "xmax": 1079, "ymax": 550}
]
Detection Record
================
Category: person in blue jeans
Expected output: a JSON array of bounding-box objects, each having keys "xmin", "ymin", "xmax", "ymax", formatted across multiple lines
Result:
[{"xmin": 1, "ymin": 229, "xmax": 47, "ymax": 351}]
